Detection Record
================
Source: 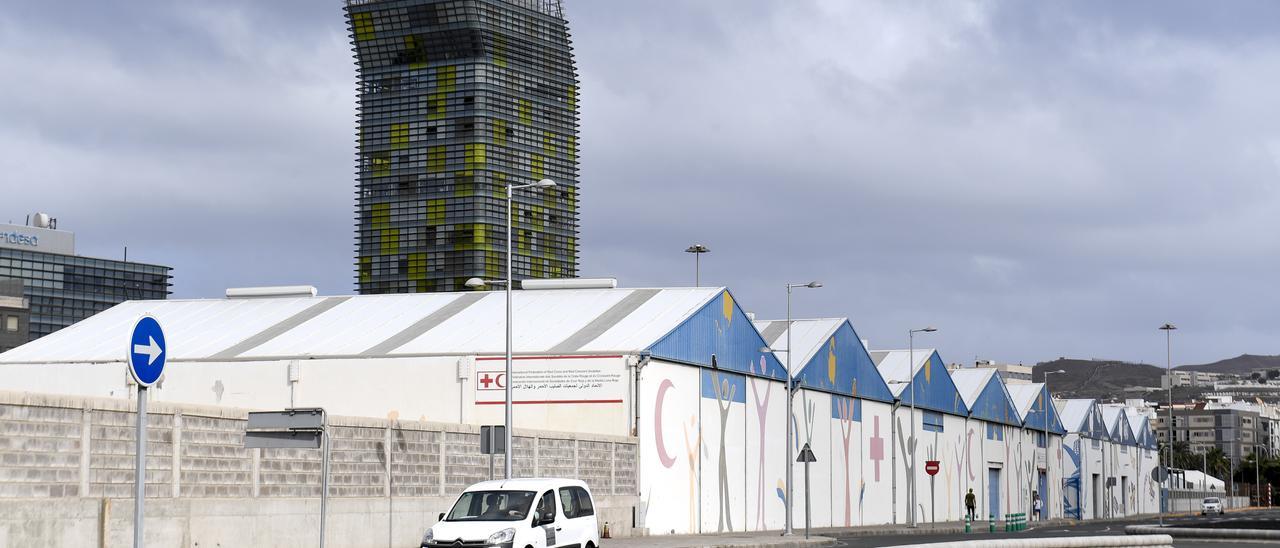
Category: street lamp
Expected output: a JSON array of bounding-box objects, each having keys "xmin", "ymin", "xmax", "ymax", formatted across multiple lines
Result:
[
  {"xmin": 782, "ymin": 281, "xmax": 821, "ymax": 536},
  {"xmin": 464, "ymin": 177, "xmax": 557, "ymax": 480},
  {"xmin": 684, "ymin": 244, "xmax": 710, "ymax": 287},
  {"xmin": 907, "ymin": 326, "xmax": 937, "ymax": 528},
  {"xmin": 1042, "ymin": 369, "xmax": 1066, "ymax": 521},
  {"xmin": 1159, "ymin": 323, "xmax": 1176, "ymax": 520}
]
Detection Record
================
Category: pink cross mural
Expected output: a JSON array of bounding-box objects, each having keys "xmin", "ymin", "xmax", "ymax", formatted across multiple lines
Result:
[{"xmin": 869, "ymin": 415, "xmax": 885, "ymax": 481}]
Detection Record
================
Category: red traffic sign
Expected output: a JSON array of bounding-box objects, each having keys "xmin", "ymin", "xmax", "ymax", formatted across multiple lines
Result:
[{"xmin": 924, "ymin": 460, "xmax": 940, "ymax": 476}]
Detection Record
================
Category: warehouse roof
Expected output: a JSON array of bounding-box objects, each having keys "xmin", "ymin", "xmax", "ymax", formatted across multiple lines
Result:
[
  {"xmin": 754, "ymin": 318, "xmax": 894, "ymax": 403},
  {"xmin": 1007, "ymin": 383, "xmax": 1067, "ymax": 434},
  {"xmin": 1057, "ymin": 399, "xmax": 1096, "ymax": 434},
  {"xmin": 870, "ymin": 349, "xmax": 935, "ymax": 397},
  {"xmin": 0, "ymin": 287, "xmax": 782, "ymax": 378}
]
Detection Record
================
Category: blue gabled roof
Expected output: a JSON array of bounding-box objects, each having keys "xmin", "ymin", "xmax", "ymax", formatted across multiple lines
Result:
[
  {"xmin": 648, "ymin": 289, "xmax": 788, "ymax": 381},
  {"xmin": 1087, "ymin": 404, "xmax": 1111, "ymax": 441},
  {"xmin": 1021, "ymin": 385, "xmax": 1067, "ymax": 435},
  {"xmin": 1103, "ymin": 407, "xmax": 1139, "ymax": 447},
  {"xmin": 895, "ymin": 351, "xmax": 968, "ymax": 417},
  {"xmin": 790, "ymin": 320, "xmax": 894, "ymax": 403},
  {"xmin": 964, "ymin": 371, "xmax": 1023, "ymax": 426}
]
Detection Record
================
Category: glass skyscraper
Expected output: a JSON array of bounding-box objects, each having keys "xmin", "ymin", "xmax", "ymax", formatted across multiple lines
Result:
[
  {"xmin": 0, "ymin": 220, "xmax": 171, "ymax": 343},
  {"xmin": 345, "ymin": 0, "xmax": 580, "ymax": 293}
]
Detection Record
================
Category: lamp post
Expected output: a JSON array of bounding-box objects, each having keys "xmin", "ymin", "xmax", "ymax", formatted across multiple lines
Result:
[
  {"xmin": 1256, "ymin": 445, "xmax": 1263, "ymax": 507},
  {"xmin": 465, "ymin": 177, "xmax": 556, "ymax": 479},
  {"xmin": 1042, "ymin": 369, "xmax": 1066, "ymax": 520},
  {"xmin": 782, "ymin": 281, "xmax": 821, "ymax": 536},
  {"xmin": 907, "ymin": 326, "xmax": 937, "ymax": 528},
  {"xmin": 685, "ymin": 244, "xmax": 710, "ymax": 287},
  {"xmin": 1159, "ymin": 323, "xmax": 1176, "ymax": 519}
]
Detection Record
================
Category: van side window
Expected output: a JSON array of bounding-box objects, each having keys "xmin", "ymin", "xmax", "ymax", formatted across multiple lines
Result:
[
  {"xmin": 572, "ymin": 486, "xmax": 594, "ymax": 517},
  {"xmin": 536, "ymin": 490, "xmax": 556, "ymax": 523},
  {"xmin": 558, "ymin": 487, "xmax": 578, "ymax": 518}
]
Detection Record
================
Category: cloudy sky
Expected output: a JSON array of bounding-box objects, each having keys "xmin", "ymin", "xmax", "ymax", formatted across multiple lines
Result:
[{"xmin": 5, "ymin": 1, "xmax": 1279, "ymax": 367}]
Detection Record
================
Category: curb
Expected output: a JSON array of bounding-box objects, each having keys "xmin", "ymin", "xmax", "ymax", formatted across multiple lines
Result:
[
  {"xmin": 1126, "ymin": 524, "xmax": 1280, "ymax": 541},
  {"xmin": 606, "ymin": 535, "xmax": 836, "ymax": 548}
]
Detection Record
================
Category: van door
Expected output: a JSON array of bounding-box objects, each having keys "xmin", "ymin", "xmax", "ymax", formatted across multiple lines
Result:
[
  {"xmin": 536, "ymin": 490, "xmax": 559, "ymax": 547},
  {"xmin": 558, "ymin": 486, "xmax": 596, "ymax": 547},
  {"xmin": 558, "ymin": 486, "xmax": 583, "ymax": 547}
]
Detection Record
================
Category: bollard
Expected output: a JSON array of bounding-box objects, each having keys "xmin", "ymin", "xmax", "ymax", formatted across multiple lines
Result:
[
  {"xmin": 602, "ymin": 522, "xmax": 611, "ymax": 539},
  {"xmin": 989, "ymin": 514, "xmax": 995, "ymax": 533},
  {"xmin": 965, "ymin": 514, "xmax": 971, "ymax": 533},
  {"xmin": 1004, "ymin": 513, "xmax": 1010, "ymax": 532}
]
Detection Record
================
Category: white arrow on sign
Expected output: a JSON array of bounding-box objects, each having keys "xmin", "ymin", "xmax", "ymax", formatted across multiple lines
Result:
[{"xmin": 133, "ymin": 336, "xmax": 164, "ymax": 366}]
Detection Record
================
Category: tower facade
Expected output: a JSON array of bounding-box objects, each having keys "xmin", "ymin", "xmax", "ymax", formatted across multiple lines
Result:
[{"xmin": 346, "ymin": 0, "xmax": 579, "ymax": 293}]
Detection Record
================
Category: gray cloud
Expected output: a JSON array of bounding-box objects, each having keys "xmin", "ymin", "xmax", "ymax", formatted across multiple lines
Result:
[{"xmin": 5, "ymin": 1, "xmax": 1279, "ymax": 366}]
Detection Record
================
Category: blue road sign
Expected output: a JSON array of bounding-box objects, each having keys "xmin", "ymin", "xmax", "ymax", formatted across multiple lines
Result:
[{"xmin": 128, "ymin": 316, "xmax": 166, "ymax": 387}]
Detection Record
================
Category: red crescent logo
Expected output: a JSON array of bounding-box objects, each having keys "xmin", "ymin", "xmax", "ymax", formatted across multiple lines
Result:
[{"xmin": 654, "ymin": 379, "xmax": 676, "ymax": 468}]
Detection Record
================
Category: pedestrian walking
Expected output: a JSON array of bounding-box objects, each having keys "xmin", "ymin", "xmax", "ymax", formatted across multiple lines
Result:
[
  {"xmin": 965, "ymin": 488, "xmax": 976, "ymax": 521},
  {"xmin": 1032, "ymin": 491, "xmax": 1042, "ymax": 522}
]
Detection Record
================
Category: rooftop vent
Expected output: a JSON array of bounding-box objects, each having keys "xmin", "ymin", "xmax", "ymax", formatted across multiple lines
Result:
[
  {"xmin": 519, "ymin": 278, "xmax": 617, "ymax": 290},
  {"xmin": 226, "ymin": 286, "xmax": 318, "ymax": 299}
]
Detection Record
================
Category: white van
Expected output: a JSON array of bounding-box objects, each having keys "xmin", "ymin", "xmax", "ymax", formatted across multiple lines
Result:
[{"xmin": 422, "ymin": 478, "xmax": 601, "ymax": 548}]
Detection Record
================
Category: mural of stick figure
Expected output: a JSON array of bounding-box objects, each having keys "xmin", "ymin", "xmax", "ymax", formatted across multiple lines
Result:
[
  {"xmin": 712, "ymin": 372, "xmax": 737, "ymax": 532},
  {"xmin": 749, "ymin": 357, "xmax": 772, "ymax": 530},
  {"xmin": 681, "ymin": 415, "xmax": 701, "ymax": 533},
  {"xmin": 836, "ymin": 396, "xmax": 855, "ymax": 526},
  {"xmin": 895, "ymin": 415, "xmax": 916, "ymax": 521}
]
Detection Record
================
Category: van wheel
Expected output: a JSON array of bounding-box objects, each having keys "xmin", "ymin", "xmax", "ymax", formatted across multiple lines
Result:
[{"xmin": 586, "ymin": 543, "xmax": 596, "ymax": 548}]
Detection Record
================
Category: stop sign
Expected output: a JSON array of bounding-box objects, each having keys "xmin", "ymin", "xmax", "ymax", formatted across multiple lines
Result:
[{"xmin": 925, "ymin": 460, "xmax": 940, "ymax": 476}]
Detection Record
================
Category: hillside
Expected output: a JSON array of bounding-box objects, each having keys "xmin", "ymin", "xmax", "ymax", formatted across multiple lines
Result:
[
  {"xmin": 1032, "ymin": 358, "xmax": 1166, "ymax": 400},
  {"xmin": 1177, "ymin": 354, "xmax": 1280, "ymax": 375}
]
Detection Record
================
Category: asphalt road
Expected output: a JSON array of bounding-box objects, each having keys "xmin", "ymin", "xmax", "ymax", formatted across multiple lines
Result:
[{"xmin": 831, "ymin": 509, "xmax": 1280, "ymax": 547}]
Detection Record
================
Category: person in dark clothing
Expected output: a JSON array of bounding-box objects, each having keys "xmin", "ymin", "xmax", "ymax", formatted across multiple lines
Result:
[{"xmin": 965, "ymin": 488, "xmax": 977, "ymax": 521}]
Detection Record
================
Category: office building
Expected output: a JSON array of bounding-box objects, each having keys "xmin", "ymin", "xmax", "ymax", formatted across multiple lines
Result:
[
  {"xmin": 345, "ymin": 0, "xmax": 580, "ymax": 293},
  {"xmin": 0, "ymin": 214, "xmax": 171, "ymax": 342},
  {"xmin": 0, "ymin": 279, "xmax": 28, "ymax": 352}
]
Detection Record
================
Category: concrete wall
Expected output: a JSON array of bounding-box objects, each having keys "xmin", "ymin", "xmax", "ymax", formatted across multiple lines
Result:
[{"xmin": 0, "ymin": 391, "xmax": 639, "ymax": 547}]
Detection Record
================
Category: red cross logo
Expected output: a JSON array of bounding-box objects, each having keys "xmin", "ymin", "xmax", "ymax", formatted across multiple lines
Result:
[{"xmin": 479, "ymin": 373, "xmax": 505, "ymax": 390}]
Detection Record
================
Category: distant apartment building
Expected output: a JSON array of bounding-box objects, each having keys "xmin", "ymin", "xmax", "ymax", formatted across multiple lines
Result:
[
  {"xmin": 1152, "ymin": 405, "xmax": 1272, "ymax": 468},
  {"xmin": 0, "ymin": 213, "xmax": 171, "ymax": 344},
  {"xmin": 1162, "ymin": 370, "xmax": 1225, "ymax": 389},
  {"xmin": 950, "ymin": 360, "xmax": 1033, "ymax": 384}
]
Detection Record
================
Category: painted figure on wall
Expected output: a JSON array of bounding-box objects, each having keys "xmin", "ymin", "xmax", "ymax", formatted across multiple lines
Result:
[
  {"xmin": 895, "ymin": 414, "xmax": 916, "ymax": 521},
  {"xmin": 749, "ymin": 357, "xmax": 772, "ymax": 530},
  {"xmin": 836, "ymin": 395, "xmax": 856, "ymax": 526},
  {"xmin": 682, "ymin": 415, "xmax": 701, "ymax": 533},
  {"xmin": 712, "ymin": 371, "xmax": 737, "ymax": 532},
  {"xmin": 1062, "ymin": 442, "xmax": 1082, "ymax": 519}
]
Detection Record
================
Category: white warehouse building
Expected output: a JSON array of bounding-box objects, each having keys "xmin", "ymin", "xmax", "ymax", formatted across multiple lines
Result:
[{"xmin": 0, "ymin": 283, "xmax": 1152, "ymax": 538}]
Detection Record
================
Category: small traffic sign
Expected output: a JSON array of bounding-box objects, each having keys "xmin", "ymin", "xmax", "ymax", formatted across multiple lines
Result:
[
  {"xmin": 128, "ymin": 316, "xmax": 167, "ymax": 387},
  {"xmin": 925, "ymin": 460, "xmax": 940, "ymax": 476},
  {"xmin": 797, "ymin": 443, "xmax": 817, "ymax": 463},
  {"xmin": 1151, "ymin": 466, "xmax": 1168, "ymax": 482}
]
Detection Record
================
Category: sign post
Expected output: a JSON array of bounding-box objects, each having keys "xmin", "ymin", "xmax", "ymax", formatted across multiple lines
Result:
[
  {"xmin": 127, "ymin": 316, "xmax": 167, "ymax": 548},
  {"xmin": 480, "ymin": 425, "xmax": 506, "ymax": 480},
  {"xmin": 245, "ymin": 408, "xmax": 327, "ymax": 548},
  {"xmin": 797, "ymin": 443, "xmax": 817, "ymax": 540},
  {"xmin": 925, "ymin": 460, "xmax": 939, "ymax": 524}
]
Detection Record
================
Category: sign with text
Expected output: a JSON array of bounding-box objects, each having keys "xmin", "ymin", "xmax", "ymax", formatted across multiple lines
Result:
[{"xmin": 474, "ymin": 357, "xmax": 626, "ymax": 405}]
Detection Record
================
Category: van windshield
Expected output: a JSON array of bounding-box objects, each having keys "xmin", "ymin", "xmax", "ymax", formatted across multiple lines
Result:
[{"xmin": 446, "ymin": 490, "xmax": 536, "ymax": 522}]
